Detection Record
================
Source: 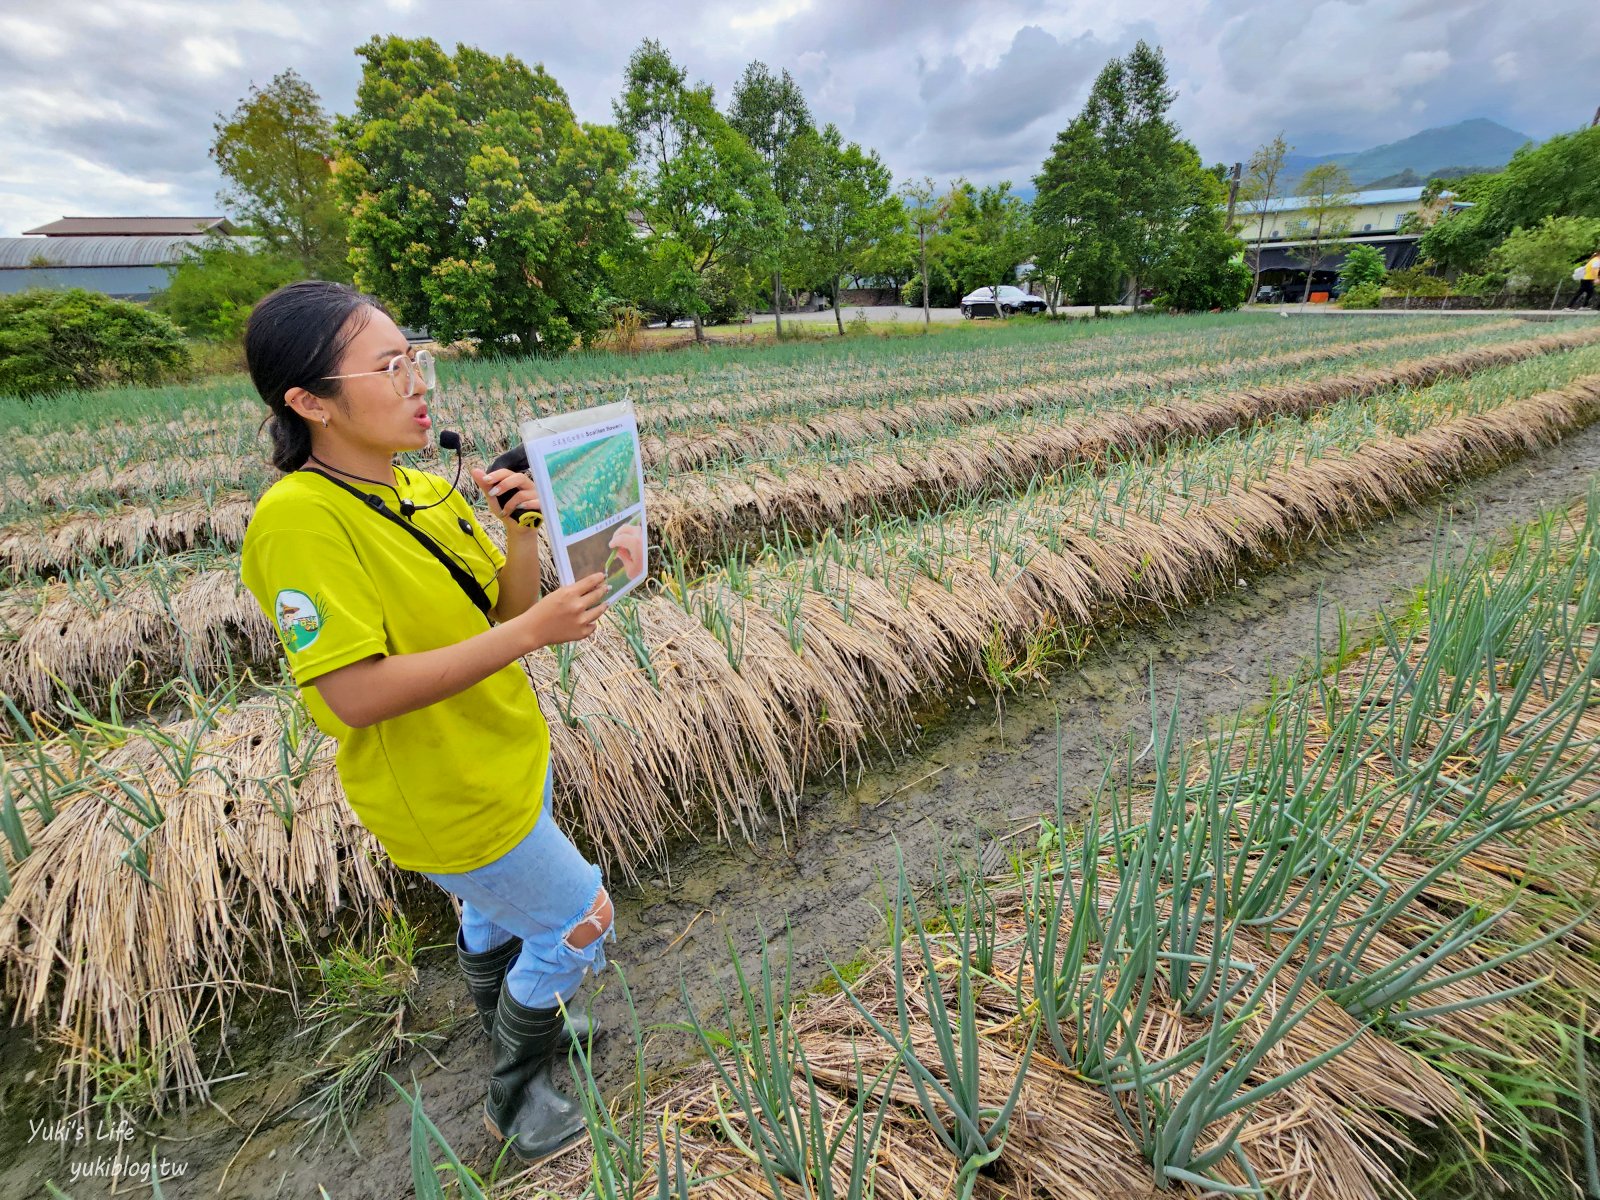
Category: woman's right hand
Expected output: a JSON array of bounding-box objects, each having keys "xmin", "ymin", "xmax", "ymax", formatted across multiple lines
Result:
[{"xmin": 514, "ymin": 574, "xmax": 610, "ymax": 650}]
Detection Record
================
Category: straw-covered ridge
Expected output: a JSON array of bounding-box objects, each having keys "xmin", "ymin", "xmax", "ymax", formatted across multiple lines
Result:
[
  {"xmin": 0, "ymin": 320, "xmax": 1536, "ymax": 569},
  {"xmin": 5, "ymin": 343, "xmax": 1600, "ymax": 1112},
  {"xmin": 632, "ymin": 320, "xmax": 1538, "ymax": 472},
  {"xmin": 0, "ymin": 317, "xmax": 1524, "ymax": 527},
  {"xmin": 6, "ymin": 326, "xmax": 1600, "ymax": 720},
  {"xmin": 528, "ymin": 495, "xmax": 1600, "ymax": 1200}
]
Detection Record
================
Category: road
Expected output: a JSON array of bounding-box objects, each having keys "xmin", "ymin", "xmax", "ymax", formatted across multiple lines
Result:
[{"xmin": 747, "ymin": 303, "xmax": 1133, "ymax": 325}]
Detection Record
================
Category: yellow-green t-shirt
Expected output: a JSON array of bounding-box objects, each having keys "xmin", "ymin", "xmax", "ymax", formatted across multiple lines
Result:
[
  {"xmin": 240, "ymin": 467, "xmax": 550, "ymax": 873},
  {"xmin": 1586, "ymin": 256, "xmax": 1600, "ymax": 282}
]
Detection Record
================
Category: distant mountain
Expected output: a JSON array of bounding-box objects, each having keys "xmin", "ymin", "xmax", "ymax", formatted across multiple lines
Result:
[{"xmin": 1282, "ymin": 118, "xmax": 1533, "ymax": 191}]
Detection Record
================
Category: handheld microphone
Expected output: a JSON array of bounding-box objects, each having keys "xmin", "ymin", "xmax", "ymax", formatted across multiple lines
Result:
[{"xmin": 486, "ymin": 443, "xmax": 544, "ymax": 530}]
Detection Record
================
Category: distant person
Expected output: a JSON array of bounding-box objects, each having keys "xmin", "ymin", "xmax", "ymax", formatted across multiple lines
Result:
[
  {"xmin": 238, "ymin": 280, "xmax": 613, "ymax": 1163},
  {"xmin": 1569, "ymin": 250, "xmax": 1600, "ymax": 309}
]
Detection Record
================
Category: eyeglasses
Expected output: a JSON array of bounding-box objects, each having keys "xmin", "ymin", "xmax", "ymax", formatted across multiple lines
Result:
[{"xmin": 323, "ymin": 349, "xmax": 436, "ymax": 398}]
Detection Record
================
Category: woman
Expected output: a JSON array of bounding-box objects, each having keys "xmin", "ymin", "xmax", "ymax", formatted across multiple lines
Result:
[{"xmin": 238, "ymin": 280, "xmax": 613, "ymax": 1162}]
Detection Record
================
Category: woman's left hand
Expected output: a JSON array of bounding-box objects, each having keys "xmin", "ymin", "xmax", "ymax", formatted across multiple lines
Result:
[{"xmin": 470, "ymin": 465, "xmax": 541, "ymax": 534}]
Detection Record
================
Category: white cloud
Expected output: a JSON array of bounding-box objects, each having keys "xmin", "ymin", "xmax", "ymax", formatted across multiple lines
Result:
[
  {"xmin": 0, "ymin": 0, "xmax": 1595, "ymax": 235},
  {"xmin": 0, "ymin": 14, "xmax": 68, "ymax": 57},
  {"xmin": 727, "ymin": 0, "xmax": 814, "ymax": 33},
  {"xmin": 1397, "ymin": 49, "xmax": 1450, "ymax": 83},
  {"xmin": 0, "ymin": 147, "xmax": 176, "ymax": 234},
  {"xmin": 179, "ymin": 34, "xmax": 245, "ymax": 79}
]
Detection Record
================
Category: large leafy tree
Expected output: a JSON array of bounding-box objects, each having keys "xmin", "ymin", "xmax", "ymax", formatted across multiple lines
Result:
[
  {"xmin": 940, "ymin": 182, "xmax": 1032, "ymax": 316},
  {"xmin": 1149, "ymin": 153, "xmax": 1250, "ymax": 311},
  {"xmin": 1033, "ymin": 41, "xmax": 1190, "ymax": 311},
  {"xmin": 614, "ymin": 40, "xmax": 776, "ymax": 340},
  {"xmin": 212, "ymin": 68, "xmax": 349, "ymax": 280},
  {"xmin": 1421, "ymin": 126, "xmax": 1600, "ymax": 271},
  {"xmin": 1033, "ymin": 112, "xmax": 1121, "ymax": 312},
  {"xmin": 334, "ymin": 36, "xmax": 634, "ymax": 354},
  {"xmin": 728, "ymin": 61, "xmax": 813, "ymax": 336},
  {"xmin": 796, "ymin": 125, "xmax": 904, "ymax": 333}
]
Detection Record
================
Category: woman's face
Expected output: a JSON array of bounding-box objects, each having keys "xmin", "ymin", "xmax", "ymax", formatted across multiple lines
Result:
[{"xmin": 325, "ymin": 307, "xmax": 434, "ymax": 454}]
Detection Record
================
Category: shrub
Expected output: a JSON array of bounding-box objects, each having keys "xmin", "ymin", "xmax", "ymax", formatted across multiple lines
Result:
[
  {"xmin": 900, "ymin": 273, "xmax": 961, "ymax": 308},
  {"xmin": 1337, "ymin": 282, "xmax": 1383, "ymax": 309},
  {"xmin": 1453, "ymin": 271, "xmax": 1503, "ymax": 298},
  {"xmin": 0, "ymin": 289, "xmax": 190, "ymax": 398},
  {"xmin": 1157, "ymin": 257, "xmax": 1252, "ymax": 312},
  {"xmin": 152, "ymin": 238, "xmax": 302, "ymax": 342},
  {"xmin": 701, "ymin": 266, "xmax": 752, "ymax": 327},
  {"xmin": 1385, "ymin": 267, "xmax": 1450, "ymax": 298},
  {"xmin": 1487, "ymin": 214, "xmax": 1600, "ymax": 302},
  {"xmin": 1338, "ymin": 244, "xmax": 1387, "ymax": 291}
]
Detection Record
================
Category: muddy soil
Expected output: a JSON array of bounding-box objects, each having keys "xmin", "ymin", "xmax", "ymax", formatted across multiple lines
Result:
[{"xmin": 7, "ymin": 422, "xmax": 1600, "ymax": 1200}]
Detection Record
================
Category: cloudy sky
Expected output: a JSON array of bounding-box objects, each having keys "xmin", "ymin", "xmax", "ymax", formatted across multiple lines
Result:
[{"xmin": 1, "ymin": 0, "xmax": 1594, "ymax": 235}]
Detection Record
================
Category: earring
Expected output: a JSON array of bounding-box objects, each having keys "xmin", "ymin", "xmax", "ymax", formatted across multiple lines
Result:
[{"xmin": 321, "ymin": 416, "xmax": 329, "ymax": 429}]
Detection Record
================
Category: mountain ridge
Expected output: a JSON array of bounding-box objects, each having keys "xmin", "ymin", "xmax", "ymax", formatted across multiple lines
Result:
[{"xmin": 1280, "ymin": 117, "xmax": 1532, "ymax": 190}]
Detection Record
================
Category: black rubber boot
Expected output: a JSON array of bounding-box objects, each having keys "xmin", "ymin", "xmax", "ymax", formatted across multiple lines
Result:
[
  {"xmin": 458, "ymin": 931, "xmax": 521, "ymax": 1037},
  {"xmin": 456, "ymin": 931, "xmax": 599, "ymax": 1046},
  {"xmin": 483, "ymin": 990, "xmax": 588, "ymax": 1162}
]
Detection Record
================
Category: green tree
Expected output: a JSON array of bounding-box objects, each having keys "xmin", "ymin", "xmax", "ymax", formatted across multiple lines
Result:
[
  {"xmin": 1149, "ymin": 150, "xmax": 1249, "ymax": 311},
  {"xmin": 0, "ymin": 290, "xmax": 189, "ymax": 398},
  {"xmin": 212, "ymin": 68, "xmax": 348, "ymax": 280},
  {"xmin": 1240, "ymin": 132, "xmax": 1291, "ymax": 301},
  {"xmin": 940, "ymin": 181, "xmax": 1032, "ymax": 318},
  {"xmin": 1288, "ymin": 163, "xmax": 1355, "ymax": 302},
  {"xmin": 614, "ymin": 40, "xmax": 777, "ymax": 340},
  {"xmin": 796, "ymin": 124, "xmax": 904, "ymax": 333},
  {"xmin": 1115, "ymin": 41, "xmax": 1190, "ymax": 309},
  {"xmin": 900, "ymin": 177, "xmax": 955, "ymax": 324},
  {"xmin": 1032, "ymin": 41, "xmax": 1190, "ymax": 312},
  {"xmin": 335, "ymin": 36, "xmax": 634, "ymax": 354},
  {"xmin": 728, "ymin": 61, "xmax": 814, "ymax": 337},
  {"xmin": 153, "ymin": 238, "xmax": 301, "ymax": 341},
  {"xmin": 1488, "ymin": 214, "xmax": 1600, "ymax": 306},
  {"xmin": 1033, "ymin": 110, "xmax": 1121, "ymax": 313},
  {"xmin": 1421, "ymin": 126, "xmax": 1600, "ymax": 271},
  {"xmin": 1337, "ymin": 243, "xmax": 1388, "ymax": 293}
]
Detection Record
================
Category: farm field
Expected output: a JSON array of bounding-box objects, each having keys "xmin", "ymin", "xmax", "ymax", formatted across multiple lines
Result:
[{"xmin": 3, "ymin": 311, "xmax": 1600, "ymax": 1198}]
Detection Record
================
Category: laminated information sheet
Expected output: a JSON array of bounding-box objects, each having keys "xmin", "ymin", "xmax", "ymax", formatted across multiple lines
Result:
[{"xmin": 519, "ymin": 399, "xmax": 649, "ymax": 604}]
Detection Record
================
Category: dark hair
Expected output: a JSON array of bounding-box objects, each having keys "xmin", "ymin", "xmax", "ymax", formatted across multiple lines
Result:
[{"xmin": 245, "ymin": 280, "xmax": 389, "ymax": 472}]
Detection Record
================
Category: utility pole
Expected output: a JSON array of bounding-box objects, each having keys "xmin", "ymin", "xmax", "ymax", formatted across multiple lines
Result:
[
  {"xmin": 1224, "ymin": 161, "xmax": 1243, "ymax": 231},
  {"xmin": 1591, "ymin": 105, "xmax": 1599, "ymax": 128}
]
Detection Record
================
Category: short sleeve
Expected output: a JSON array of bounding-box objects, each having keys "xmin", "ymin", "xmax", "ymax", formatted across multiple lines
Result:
[{"xmin": 241, "ymin": 526, "xmax": 389, "ymax": 686}]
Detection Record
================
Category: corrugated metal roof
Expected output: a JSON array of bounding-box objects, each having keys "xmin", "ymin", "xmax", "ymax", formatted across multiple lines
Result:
[
  {"xmin": 0, "ymin": 235, "xmax": 214, "ymax": 269},
  {"xmin": 21, "ymin": 216, "xmax": 233, "ymax": 236},
  {"xmin": 1242, "ymin": 186, "xmax": 1463, "ymax": 216}
]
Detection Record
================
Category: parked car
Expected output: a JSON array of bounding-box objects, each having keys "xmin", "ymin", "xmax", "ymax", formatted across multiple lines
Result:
[{"xmin": 960, "ymin": 285, "xmax": 1048, "ymax": 318}]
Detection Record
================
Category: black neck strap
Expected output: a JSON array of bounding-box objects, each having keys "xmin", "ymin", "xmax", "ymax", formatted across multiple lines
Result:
[{"xmin": 300, "ymin": 468, "xmax": 493, "ymax": 623}]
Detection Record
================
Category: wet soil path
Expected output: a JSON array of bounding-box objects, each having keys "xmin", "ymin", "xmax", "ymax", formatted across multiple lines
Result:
[{"xmin": 9, "ymin": 422, "xmax": 1600, "ymax": 1199}]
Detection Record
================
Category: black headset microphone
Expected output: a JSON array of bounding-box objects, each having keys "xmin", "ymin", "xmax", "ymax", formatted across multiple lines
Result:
[{"xmin": 389, "ymin": 429, "xmax": 541, "ymax": 532}]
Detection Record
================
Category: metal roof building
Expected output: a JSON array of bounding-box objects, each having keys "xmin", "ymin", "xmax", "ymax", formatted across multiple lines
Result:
[
  {"xmin": 0, "ymin": 216, "xmax": 241, "ymax": 301},
  {"xmin": 22, "ymin": 216, "xmax": 235, "ymax": 237}
]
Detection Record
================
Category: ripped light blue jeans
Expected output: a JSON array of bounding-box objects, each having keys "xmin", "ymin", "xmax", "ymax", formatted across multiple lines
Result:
[{"xmin": 422, "ymin": 766, "xmax": 610, "ymax": 1009}]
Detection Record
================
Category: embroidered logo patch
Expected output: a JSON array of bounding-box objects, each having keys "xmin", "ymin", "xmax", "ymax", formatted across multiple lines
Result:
[{"xmin": 274, "ymin": 589, "xmax": 323, "ymax": 652}]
